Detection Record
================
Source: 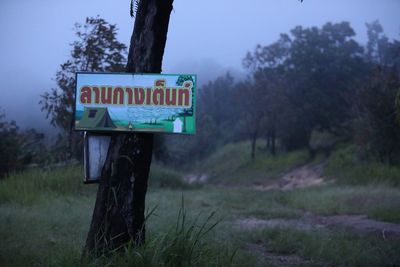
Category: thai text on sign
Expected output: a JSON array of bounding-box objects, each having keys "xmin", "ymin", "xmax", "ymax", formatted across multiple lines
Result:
[{"xmin": 79, "ymin": 79, "xmax": 193, "ymax": 108}]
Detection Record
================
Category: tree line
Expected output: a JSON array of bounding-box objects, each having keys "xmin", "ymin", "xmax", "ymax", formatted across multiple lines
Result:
[
  {"xmin": 167, "ymin": 21, "xmax": 400, "ymax": 164},
  {"xmin": 1, "ymin": 18, "xmax": 400, "ymax": 178},
  {"xmin": 0, "ymin": 17, "xmax": 127, "ymax": 178}
]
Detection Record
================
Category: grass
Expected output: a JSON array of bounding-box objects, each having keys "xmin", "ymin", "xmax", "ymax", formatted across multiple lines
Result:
[
  {"xmin": 148, "ymin": 165, "xmax": 201, "ymax": 189},
  {"xmin": 0, "ymin": 164, "xmax": 194, "ymax": 206},
  {"xmin": 325, "ymin": 145, "xmax": 400, "ymax": 186},
  {"xmin": 0, "ymin": 165, "xmax": 94, "ymax": 205},
  {"xmin": 0, "ymin": 166, "xmax": 256, "ymax": 267},
  {"xmin": 83, "ymin": 198, "xmax": 242, "ymax": 267},
  {"xmin": 0, "ymin": 196, "xmax": 91, "ymax": 266},
  {"xmin": 245, "ymin": 227, "xmax": 400, "ymax": 267},
  {"xmin": 193, "ymin": 141, "xmax": 309, "ymax": 185},
  {"xmin": 280, "ymin": 185, "xmax": 400, "ymax": 223},
  {"xmin": 1, "ymin": 142, "xmax": 400, "ymax": 266}
]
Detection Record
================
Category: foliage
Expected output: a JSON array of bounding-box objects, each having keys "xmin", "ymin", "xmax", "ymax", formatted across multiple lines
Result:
[
  {"xmin": 351, "ymin": 21, "xmax": 400, "ymax": 163},
  {"xmin": 0, "ymin": 110, "xmax": 19, "ymax": 177},
  {"xmin": 40, "ymin": 16, "xmax": 127, "ymax": 159},
  {"xmin": 167, "ymin": 22, "xmax": 372, "ymax": 162},
  {"xmin": 396, "ymin": 88, "xmax": 400, "ymax": 124},
  {"xmin": 235, "ymin": 68, "xmax": 289, "ymax": 158},
  {"xmin": 0, "ymin": 110, "xmax": 47, "ymax": 177},
  {"xmin": 353, "ymin": 67, "xmax": 400, "ymax": 163},
  {"xmin": 243, "ymin": 22, "xmax": 366, "ymax": 152},
  {"xmin": 168, "ymin": 21, "xmax": 400, "ymax": 164},
  {"xmin": 365, "ymin": 20, "xmax": 400, "ymax": 68}
]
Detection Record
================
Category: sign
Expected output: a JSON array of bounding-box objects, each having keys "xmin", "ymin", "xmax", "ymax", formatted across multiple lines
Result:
[
  {"xmin": 74, "ymin": 72, "xmax": 196, "ymax": 134},
  {"xmin": 83, "ymin": 132, "xmax": 110, "ymax": 183}
]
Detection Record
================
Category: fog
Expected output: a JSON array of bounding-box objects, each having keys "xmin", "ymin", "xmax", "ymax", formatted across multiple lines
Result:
[{"xmin": 0, "ymin": 0, "xmax": 399, "ymax": 131}]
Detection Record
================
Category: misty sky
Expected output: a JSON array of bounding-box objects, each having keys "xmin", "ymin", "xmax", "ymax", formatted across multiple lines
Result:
[{"xmin": 0, "ymin": 0, "xmax": 399, "ymax": 130}]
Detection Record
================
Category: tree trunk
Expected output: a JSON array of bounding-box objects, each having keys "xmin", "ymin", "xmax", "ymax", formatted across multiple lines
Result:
[
  {"xmin": 251, "ymin": 130, "xmax": 258, "ymax": 160},
  {"xmin": 271, "ymin": 128, "xmax": 276, "ymax": 155},
  {"xmin": 83, "ymin": 0, "xmax": 174, "ymax": 258}
]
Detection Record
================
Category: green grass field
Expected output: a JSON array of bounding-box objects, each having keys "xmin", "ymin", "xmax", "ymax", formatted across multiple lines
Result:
[{"xmin": 1, "ymin": 142, "xmax": 400, "ymax": 266}]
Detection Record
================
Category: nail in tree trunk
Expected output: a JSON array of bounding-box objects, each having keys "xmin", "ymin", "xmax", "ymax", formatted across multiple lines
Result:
[{"xmin": 83, "ymin": 0, "xmax": 174, "ymax": 258}]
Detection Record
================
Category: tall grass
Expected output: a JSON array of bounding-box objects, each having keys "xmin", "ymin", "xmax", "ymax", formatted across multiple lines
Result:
[
  {"xmin": 325, "ymin": 145, "xmax": 400, "ymax": 186},
  {"xmin": 81, "ymin": 197, "xmax": 239, "ymax": 267},
  {"xmin": 0, "ymin": 163, "xmax": 196, "ymax": 205},
  {"xmin": 0, "ymin": 166, "xmax": 246, "ymax": 267},
  {"xmin": 0, "ymin": 165, "xmax": 91, "ymax": 205}
]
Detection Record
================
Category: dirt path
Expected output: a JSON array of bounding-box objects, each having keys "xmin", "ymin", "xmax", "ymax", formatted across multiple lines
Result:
[
  {"xmin": 247, "ymin": 162, "xmax": 400, "ymax": 238},
  {"xmin": 188, "ymin": 163, "xmax": 400, "ymax": 238},
  {"xmin": 246, "ymin": 243, "xmax": 310, "ymax": 266},
  {"xmin": 237, "ymin": 212, "xmax": 400, "ymax": 239},
  {"xmin": 236, "ymin": 162, "xmax": 400, "ymax": 264},
  {"xmin": 237, "ymin": 213, "xmax": 400, "ymax": 264},
  {"xmin": 183, "ymin": 173, "xmax": 209, "ymax": 184},
  {"xmin": 318, "ymin": 214, "xmax": 400, "ymax": 238},
  {"xmin": 254, "ymin": 162, "xmax": 330, "ymax": 191}
]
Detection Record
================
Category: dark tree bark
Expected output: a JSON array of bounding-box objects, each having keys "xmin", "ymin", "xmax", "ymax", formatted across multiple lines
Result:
[
  {"xmin": 271, "ymin": 128, "xmax": 276, "ymax": 155},
  {"xmin": 83, "ymin": 0, "xmax": 174, "ymax": 258},
  {"xmin": 251, "ymin": 126, "xmax": 259, "ymax": 160},
  {"xmin": 266, "ymin": 133, "xmax": 271, "ymax": 149},
  {"xmin": 251, "ymin": 133, "xmax": 257, "ymax": 160}
]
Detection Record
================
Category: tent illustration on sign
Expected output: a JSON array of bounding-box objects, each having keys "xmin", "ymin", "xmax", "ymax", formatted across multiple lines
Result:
[{"xmin": 78, "ymin": 107, "xmax": 116, "ymax": 129}]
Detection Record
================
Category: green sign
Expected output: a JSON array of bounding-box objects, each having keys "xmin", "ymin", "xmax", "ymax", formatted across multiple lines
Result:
[{"xmin": 74, "ymin": 72, "xmax": 196, "ymax": 134}]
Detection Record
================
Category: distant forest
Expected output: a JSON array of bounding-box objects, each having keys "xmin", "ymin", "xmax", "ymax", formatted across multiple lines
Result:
[
  {"xmin": 1, "ymin": 18, "xmax": 400, "ymax": 177},
  {"xmin": 166, "ymin": 21, "xmax": 400, "ymax": 165}
]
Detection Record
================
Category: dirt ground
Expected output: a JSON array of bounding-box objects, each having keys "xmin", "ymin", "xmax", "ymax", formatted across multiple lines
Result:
[
  {"xmin": 188, "ymin": 163, "xmax": 400, "ymax": 238},
  {"xmin": 186, "ymin": 162, "xmax": 400, "ymax": 265},
  {"xmin": 237, "ymin": 213, "xmax": 400, "ymax": 239},
  {"xmin": 239, "ymin": 163, "xmax": 400, "ymax": 238},
  {"xmin": 253, "ymin": 163, "xmax": 329, "ymax": 191},
  {"xmin": 237, "ymin": 212, "xmax": 400, "ymax": 265},
  {"xmin": 236, "ymin": 163, "xmax": 400, "ymax": 264}
]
